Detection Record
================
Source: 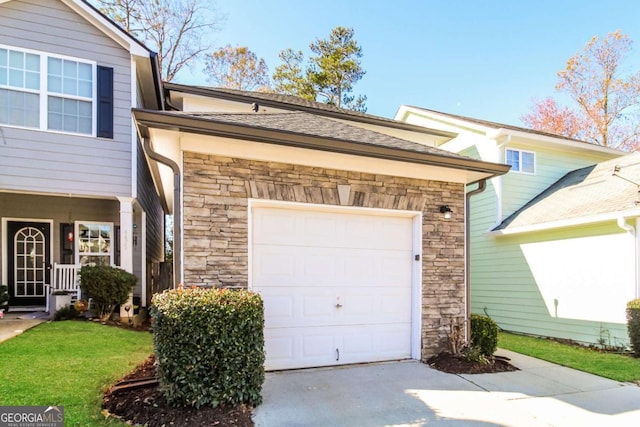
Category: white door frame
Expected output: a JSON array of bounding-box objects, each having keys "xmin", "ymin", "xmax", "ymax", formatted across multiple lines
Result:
[
  {"xmin": 1, "ymin": 217, "xmax": 55, "ymax": 300},
  {"xmin": 247, "ymin": 199, "xmax": 423, "ymax": 361}
]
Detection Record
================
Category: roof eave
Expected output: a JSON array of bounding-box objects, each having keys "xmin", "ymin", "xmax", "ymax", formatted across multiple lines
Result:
[
  {"xmin": 133, "ymin": 109, "xmax": 510, "ymax": 179},
  {"xmin": 164, "ymin": 83, "xmax": 458, "ymax": 141},
  {"xmin": 398, "ymin": 105, "xmax": 625, "ymax": 155},
  {"xmin": 490, "ymin": 128, "xmax": 624, "ymax": 154},
  {"xmin": 489, "ymin": 208, "xmax": 640, "ymax": 236}
]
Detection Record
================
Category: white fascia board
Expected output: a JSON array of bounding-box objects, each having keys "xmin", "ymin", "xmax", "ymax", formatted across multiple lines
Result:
[
  {"xmin": 489, "ymin": 128, "xmax": 623, "ymax": 156},
  {"xmin": 179, "ymin": 132, "xmax": 489, "ymax": 185},
  {"xmin": 398, "ymin": 105, "xmax": 624, "ymax": 157},
  {"xmin": 396, "ymin": 106, "xmax": 493, "ymax": 135},
  {"xmin": 488, "ymin": 208, "xmax": 640, "ymax": 236},
  {"xmin": 62, "ymin": 0, "xmax": 150, "ymax": 57}
]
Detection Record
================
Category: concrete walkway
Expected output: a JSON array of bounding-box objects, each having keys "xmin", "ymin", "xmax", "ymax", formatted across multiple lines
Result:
[
  {"xmin": 0, "ymin": 311, "xmax": 47, "ymax": 343},
  {"xmin": 253, "ymin": 349, "xmax": 640, "ymax": 426}
]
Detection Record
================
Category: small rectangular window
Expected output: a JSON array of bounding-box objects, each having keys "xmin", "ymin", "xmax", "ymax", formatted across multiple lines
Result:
[
  {"xmin": 76, "ymin": 222, "xmax": 114, "ymax": 266},
  {"xmin": 506, "ymin": 148, "xmax": 535, "ymax": 174}
]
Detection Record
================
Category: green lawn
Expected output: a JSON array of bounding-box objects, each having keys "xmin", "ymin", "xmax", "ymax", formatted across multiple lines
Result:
[
  {"xmin": 499, "ymin": 332, "xmax": 640, "ymax": 382},
  {"xmin": 0, "ymin": 321, "xmax": 153, "ymax": 426}
]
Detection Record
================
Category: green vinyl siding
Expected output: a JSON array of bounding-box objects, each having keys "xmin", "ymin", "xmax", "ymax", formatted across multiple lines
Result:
[
  {"xmin": 501, "ymin": 146, "xmax": 615, "ymax": 218},
  {"xmin": 469, "ymin": 221, "xmax": 631, "ymax": 347}
]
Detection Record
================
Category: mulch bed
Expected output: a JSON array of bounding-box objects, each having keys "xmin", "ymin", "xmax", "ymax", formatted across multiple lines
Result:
[
  {"xmin": 103, "ymin": 351, "xmax": 518, "ymax": 426},
  {"xmin": 102, "ymin": 355, "xmax": 254, "ymax": 427},
  {"xmin": 427, "ymin": 352, "xmax": 519, "ymax": 374}
]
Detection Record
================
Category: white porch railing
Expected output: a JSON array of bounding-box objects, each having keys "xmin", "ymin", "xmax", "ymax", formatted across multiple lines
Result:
[{"xmin": 46, "ymin": 263, "xmax": 81, "ymax": 310}]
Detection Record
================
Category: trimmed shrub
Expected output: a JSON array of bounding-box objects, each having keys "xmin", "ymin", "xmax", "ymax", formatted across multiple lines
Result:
[
  {"xmin": 80, "ymin": 265, "xmax": 137, "ymax": 320},
  {"xmin": 470, "ymin": 314, "xmax": 498, "ymax": 356},
  {"xmin": 151, "ymin": 287, "xmax": 265, "ymax": 408},
  {"xmin": 627, "ymin": 299, "xmax": 640, "ymax": 357}
]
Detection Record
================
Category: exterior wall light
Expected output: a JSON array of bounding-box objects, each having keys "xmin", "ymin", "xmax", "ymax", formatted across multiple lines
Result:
[{"xmin": 439, "ymin": 205, "xmax": 452, "ymax": 219}]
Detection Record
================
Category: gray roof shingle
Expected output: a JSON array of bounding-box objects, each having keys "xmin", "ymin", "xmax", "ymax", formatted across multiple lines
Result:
[
  {"xmin": 179, "ymin": 111, "xmax": 475, "ymax": 160},
  {"xmin": 495, "ymin": 152, "xmax": 640, "ymax": 231}
]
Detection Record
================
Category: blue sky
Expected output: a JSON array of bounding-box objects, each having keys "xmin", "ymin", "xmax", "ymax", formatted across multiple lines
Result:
[{"xmin": 179, "ymin": 0, "xmax": 640, "ymax": 126}]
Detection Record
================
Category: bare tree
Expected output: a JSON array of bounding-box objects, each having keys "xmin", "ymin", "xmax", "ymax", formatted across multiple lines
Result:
[
  {"xmin": 92, "ymin": 0, "xmax": 223, "ymax": 81},
  {"xmin": 204, "ymin": 45, "xmax": 270, "ymax": 91}
]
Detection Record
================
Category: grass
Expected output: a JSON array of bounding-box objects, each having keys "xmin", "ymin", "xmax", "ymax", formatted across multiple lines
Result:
[
  {"xmin": 499, "ymin": 331, "xmax": 640, "ymax": 383},
  {"xmin": 0, "ymin": 320, "xmax": 153, "ymax": 426}
]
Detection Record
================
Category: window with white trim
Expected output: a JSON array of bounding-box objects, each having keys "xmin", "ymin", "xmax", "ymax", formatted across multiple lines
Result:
[
  {"xmin": 506, "ymin": 148, "xmax": 535, "ymax": 174},
  {"xmin": 76, "ymin": 222, "xmax": 114, "ymax": 266},
  {"xmin": 0, "ymin": 45, "xmax": 113, "ymax": 137}
]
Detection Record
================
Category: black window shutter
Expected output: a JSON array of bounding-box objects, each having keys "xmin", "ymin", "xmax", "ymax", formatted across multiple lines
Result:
[{"xmin": 97, "ymin": 65, "xmax": 114, "ymax": 138}]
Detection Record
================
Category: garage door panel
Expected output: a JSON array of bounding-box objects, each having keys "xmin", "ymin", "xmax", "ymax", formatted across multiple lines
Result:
[
  {"xmin": 255, "ymin": 252, "xmax": 295, "ymax": 278},
  {"xmin": 253, "ymin": 206, "xmax": 416, "ymax": 370},
  {"xmin": 255, "ymin": 245, "xmax": 411, "ymax": 286},
  {"xmin": 264, "ymin": 324, "xmax": 411, "ymax": 370},
  {"xmin": 255, "ymin": 208, "xmax": 413, "ymax": 249},
  {"xmin": 260, "ymin": 286, "xmax": 411, "ymax": 328}
]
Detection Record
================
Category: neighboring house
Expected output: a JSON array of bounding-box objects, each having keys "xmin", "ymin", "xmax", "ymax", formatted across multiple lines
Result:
[
  {"xmin": 134, "ymin": 83, "xmax": 510, "ymax": 370},
  {"xmin": 0, "ymin": 0, "xmax": 166, "ymax": 312},
  {"xmin": 396, "ymin": 106, "xmax": 634, "ymax": 347}
]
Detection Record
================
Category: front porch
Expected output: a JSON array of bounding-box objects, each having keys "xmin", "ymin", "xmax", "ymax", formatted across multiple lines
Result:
[{"xmin": 0, "ymin": 193, "xmax": 144, "ymax": 312}]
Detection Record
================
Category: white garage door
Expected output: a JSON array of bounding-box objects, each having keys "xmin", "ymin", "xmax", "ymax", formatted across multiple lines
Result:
[{"xmin": 252, "ymin": 206, "xmax": 415, "ymax": 370}]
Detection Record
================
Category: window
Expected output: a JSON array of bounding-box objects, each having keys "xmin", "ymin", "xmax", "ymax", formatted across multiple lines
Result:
[
  {"xmin": 506, "ymin": 148, "xmax": 535, "ymax": 174},
  {"xmin": 0, "ymin": 45, "xmax": 113, "ymax": 137},
  {"xmin": 0, "ymin": 49, "xmax": 40, "ymax": 128},
  {"xmin": 76, "ymin": 222, "xmax": 114, "ymax": 266},
  {"xmin": 47, "ymin": 57, "xmax": 93, "ymax": 134}
]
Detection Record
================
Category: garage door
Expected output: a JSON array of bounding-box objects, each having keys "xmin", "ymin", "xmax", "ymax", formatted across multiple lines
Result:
[{"xmin": 252, "ymin": 206, "xmax": 415, "ymax": 370}]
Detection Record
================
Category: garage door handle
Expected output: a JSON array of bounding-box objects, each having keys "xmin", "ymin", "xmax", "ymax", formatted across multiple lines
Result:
[{"xmin": 335, "ymin": 303, "xmax": 343, "ymax": 308}]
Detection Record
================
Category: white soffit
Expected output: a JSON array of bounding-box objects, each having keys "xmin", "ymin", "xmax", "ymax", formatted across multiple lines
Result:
[{"xmin": 179, "ymin": 133, "xmax": 486, "ymax": 184}]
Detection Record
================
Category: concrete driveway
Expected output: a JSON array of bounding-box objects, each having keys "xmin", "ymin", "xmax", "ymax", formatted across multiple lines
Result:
[{"xmin": 253, "ymin": 349, "xmax": 640, "ymax": 426}]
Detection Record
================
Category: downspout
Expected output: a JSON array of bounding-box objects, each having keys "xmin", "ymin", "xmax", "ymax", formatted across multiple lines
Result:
[
  {"xmin": 143, "ymin": 137, "xmax": 182, "ymax": 288},
  {"xmin": 617, "ymin": 216, "xmax": 639, "ymax": 299},
  {"xmin": 465, "ymin": 179, "xmax": 487, "ymax": 341}
]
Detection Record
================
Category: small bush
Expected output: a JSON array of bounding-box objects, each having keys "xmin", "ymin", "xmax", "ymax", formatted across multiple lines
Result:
[
  {"xmin": 470, "ymin": 314, "xmax": 498, "ymax": 356},
  {"xmin": 627, "ymin": 299, "xmax": 640, "ymax": 357},
  {"xmin": 151, "ymin": 287, "xmax": 265, "ymax": 408},
  {"xmin": 464, "ymin": 346, "xmax": 490, "ymax": 365},
  {"xmin": 53, "ymin": 306, "xmax": 80, "ymax": 321},
  {"xmin": 80, "ymin": 265, "xmax": 137, "ymax": 320}
]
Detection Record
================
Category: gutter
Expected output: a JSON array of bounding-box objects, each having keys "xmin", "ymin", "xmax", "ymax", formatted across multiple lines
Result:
[
  {"xmin": 143, "ymin": 137, "xmax": 182, "ymax": 288},
  {"xmin": 132, "ymin": 109, "xmax": 511, "ymax": 177},
  {"xmin": 149, "ymin": 52, "xmax": 165, "ymax": 111},
  {"xmin": 465, "ymin": 179, "xmax": 486, "ymax": 341}
]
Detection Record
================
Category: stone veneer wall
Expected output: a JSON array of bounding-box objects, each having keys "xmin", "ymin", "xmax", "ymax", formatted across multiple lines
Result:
[{"xmin": 182, "ymin": 152, "xmax": 466, "ymax": 359}]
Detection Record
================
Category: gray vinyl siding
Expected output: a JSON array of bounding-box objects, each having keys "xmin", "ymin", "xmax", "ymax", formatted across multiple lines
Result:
[
  {"xmin": 136, "ymin": 139, "xmax": 165, "ymax": 263},
  {"xmin": 0, "ymin": 0, "xmax": 133, "ymax": 197}
]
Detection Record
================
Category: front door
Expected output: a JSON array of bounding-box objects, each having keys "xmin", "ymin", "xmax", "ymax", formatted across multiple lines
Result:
[{"xmin": 7, "ymin": 221, "xmax": 51, "ymax": 307}]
